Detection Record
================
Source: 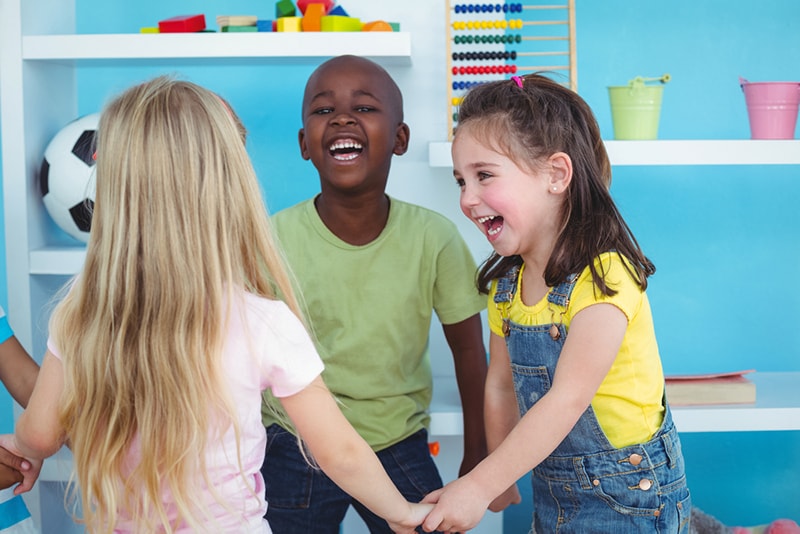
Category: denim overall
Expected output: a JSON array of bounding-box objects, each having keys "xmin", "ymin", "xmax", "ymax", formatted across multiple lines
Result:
[{"xmin": 494, "ymin": 266, "xmax": 691, "ymax": 533}]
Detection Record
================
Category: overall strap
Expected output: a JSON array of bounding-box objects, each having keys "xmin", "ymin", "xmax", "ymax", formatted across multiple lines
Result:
[
  {"xmin": 547, "ymin": 272, "xmax": 580, "ymax": 308},
  {"xmin": 493, "ymin": 265, "xmax": 520, "ymax": 337}
]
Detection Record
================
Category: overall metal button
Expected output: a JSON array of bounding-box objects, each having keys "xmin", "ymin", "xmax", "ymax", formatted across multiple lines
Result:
[
  {"xmin": 629, "ymin": 453, "xmax": 643, "ymax": 466},
  {"xmin": 638, "ymin": 478, "xmax": 652, "ymax": 491}
]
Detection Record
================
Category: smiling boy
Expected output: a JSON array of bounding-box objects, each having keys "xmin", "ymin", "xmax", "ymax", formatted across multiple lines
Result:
[{"xmin": 260, "ymin": 55, "xmax": 488, "ymax": 533}]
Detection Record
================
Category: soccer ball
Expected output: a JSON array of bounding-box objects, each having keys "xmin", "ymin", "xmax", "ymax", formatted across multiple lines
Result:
[{"xmin": 39, "ymin": 113, "xmax": 99, "ymax": 243}]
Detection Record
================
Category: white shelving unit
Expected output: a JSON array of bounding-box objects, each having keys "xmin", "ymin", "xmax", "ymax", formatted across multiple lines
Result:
[
  {"xmin": 1, "ymin": 0, "xmax": 412, "ymax": 530},
  {"xmin": 428, "ymin": 139, "xmax": 800, "ymax": 167}
]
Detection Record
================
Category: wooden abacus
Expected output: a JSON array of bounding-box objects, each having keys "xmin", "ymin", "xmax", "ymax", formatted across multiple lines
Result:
[{"xmin": 445, "ymin": 1, "xmax": 577, "ymax": 139}]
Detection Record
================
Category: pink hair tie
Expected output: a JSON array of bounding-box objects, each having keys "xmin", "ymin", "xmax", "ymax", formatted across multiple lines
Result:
[{"xmin": 511, "ymin": 75, "xmax": 524, "ymax": 88}]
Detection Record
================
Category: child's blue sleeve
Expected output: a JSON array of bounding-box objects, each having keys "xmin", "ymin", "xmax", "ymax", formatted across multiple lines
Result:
[{"xmin": 0, "ymin": 315, "xmax": 13, "ymax": 345}]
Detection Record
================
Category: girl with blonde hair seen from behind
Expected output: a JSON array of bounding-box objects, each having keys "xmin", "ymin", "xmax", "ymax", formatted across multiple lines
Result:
[
  {"xmin": 0, "ymin": 75, "xmax": 431, "ymax": 534},
  {"xmin": 422, "ymin": 74, "xmax": 691, "ymax": 533}
]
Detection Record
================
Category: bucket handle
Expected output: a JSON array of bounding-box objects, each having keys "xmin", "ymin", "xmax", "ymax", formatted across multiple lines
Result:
[{"xmin": 632, "ymin": 74, "xmax": 671, "ymax": 86}]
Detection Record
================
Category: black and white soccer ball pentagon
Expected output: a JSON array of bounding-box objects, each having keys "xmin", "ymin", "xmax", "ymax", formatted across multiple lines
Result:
[{"xmin": 40, "ymin": 113, "xmax": 99, "ymax": 243}]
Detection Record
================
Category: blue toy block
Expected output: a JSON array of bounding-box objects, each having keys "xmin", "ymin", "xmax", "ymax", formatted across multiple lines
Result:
[{"xmin": 328, "ymin": 5, "xmax": 349, "ymax": 17}]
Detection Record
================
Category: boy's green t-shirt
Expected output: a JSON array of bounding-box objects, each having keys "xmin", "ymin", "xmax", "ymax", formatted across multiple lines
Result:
[{"xmin": 262, "ymin": 196, "xmax": 485, "ymax": 451}]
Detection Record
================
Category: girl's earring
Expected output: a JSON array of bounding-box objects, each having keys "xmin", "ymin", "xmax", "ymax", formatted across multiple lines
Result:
[{"xmin": 552, "ymin": 187, "xmax": 557, "ymax": 192}]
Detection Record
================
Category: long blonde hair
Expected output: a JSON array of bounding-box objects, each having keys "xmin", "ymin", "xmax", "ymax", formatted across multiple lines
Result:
[{"xmin": 50, "ymin": 76, "xmax": 303, "ymax": 532}]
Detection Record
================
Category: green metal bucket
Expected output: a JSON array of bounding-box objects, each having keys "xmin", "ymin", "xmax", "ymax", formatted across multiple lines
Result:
[{"xmin": 608, "ymin": 74, "xmax": 671, "ymax": 140}]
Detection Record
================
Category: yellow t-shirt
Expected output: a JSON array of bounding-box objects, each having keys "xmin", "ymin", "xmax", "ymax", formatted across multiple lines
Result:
[{"xmin": 488, "ymin": 253, "xmax": 665, "ymax": 449}]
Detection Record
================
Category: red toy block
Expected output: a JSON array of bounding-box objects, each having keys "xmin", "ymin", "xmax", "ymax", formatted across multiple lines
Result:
[
  {"xmin": 302, "ymin": 3, "xmax": 326, "ymax": 31},
  {"xmin": 297, "ymin": 0, "xmax": 333, "ymax": 14},
  {"xmin": 158, "ymin": 14, "xmax": 206, "ymax": 33}
]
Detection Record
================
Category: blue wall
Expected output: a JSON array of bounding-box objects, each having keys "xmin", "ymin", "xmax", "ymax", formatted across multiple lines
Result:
[{"xmin": 1, "ymin": 0, "xmax": 799, "ymax": 530}]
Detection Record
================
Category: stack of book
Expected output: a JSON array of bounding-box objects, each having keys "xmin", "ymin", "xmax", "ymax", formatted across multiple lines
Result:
[{"xmin": 664, "ymin": 369, "xmax": 756, "ymax": 406}]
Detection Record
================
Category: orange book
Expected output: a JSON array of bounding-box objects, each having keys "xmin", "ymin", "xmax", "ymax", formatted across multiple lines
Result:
[{"xmin": 664, "ymin": 369, "xmax": 756, "ymax": 406}]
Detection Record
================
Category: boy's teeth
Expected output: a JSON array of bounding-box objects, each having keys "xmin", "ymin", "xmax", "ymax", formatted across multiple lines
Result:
[{"xmin": 329, "ymin": 140, "xmax": 363, "ymax": 151}]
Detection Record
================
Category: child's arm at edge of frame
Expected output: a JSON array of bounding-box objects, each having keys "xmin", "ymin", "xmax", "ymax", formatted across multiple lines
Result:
[
  {"xmin": 0, "ymin": 333, "xmax": 40, "ymax": 490},
  {"xmin": 279, "ymin": 376, "xmax": 433, "ymax": 532},
  {"xmin": 442, "ymin": 313, "xmax": 489, "ymax": 475},
  {"xmin": 0, "ymin": 334, "xmax": 40, "ymax": 409}
]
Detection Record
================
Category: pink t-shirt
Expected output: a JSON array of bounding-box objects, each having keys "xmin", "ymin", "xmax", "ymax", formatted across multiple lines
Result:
[{"xmin": 48, "ymin": 293, "xmax": 324, "ymax": 533}]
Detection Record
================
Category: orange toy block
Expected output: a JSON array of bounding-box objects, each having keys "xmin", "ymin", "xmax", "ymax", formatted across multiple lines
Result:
[
  {"xmin": 320, "ymin": 15, "xmax": 361, "ymax": 32},
  {"xmin": 276, "ymin": 16, "xmax": 303, "ymax": 32},
  {"xmin": 362, "ymin": 20, "xmax": 393, "ymax": 32},
  {"xmin": 302, "ymin": 3, "xmax": 326, "ymax": 31},
  {"xmin": 297, "ymin": 0, "xmax": 333, "ymax": 14}
]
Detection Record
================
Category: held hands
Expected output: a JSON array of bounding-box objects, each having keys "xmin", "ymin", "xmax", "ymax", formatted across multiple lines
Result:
[
  {"xmin": 420, "ymin": 475, "xmax": 492, "ymax": 533},
  {"xmin": 0, "ymin": 436, "xmax": 42, "ymax": 495},
  {"xmin": 388, "ymin": 502, "xmax": 435, "ymax": 534}
]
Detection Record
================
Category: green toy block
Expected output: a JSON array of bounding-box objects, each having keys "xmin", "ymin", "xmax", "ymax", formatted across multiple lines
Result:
[
  {"xmin": 320, "ymin": 15, "xmax": 361, "ymax": 32},
  {"xmin": 276, "ymin": 0, "xmax": 296, "ymax": 18},
  {"xmin": 221, "ymin": 25, "xmax": 258, "ymax": 32}
]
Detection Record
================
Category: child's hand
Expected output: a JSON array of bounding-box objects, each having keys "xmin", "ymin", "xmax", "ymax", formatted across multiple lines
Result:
[
  {"xmin": 0, "ymin": 445, "xmax": 26, "ymax": 490},
  {"xmin": 421, "ymin": 476, "xmax": 490, "ymax": 533},
  {"xmin": 489, "ymin": 483, "xmax": 521, "ymax": 512},
  {"xmin": 387, "ymin": 501, "xmax": 434, "ymax": 534},
  {"xmin": 0, "ymin": 435, "xmax": 42, "ymax": 495}
]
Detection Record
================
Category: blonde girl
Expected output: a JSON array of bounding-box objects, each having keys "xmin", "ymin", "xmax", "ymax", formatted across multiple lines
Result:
[
  {"xmin": 422, "ymin": 74, "xmax": 691, "ymax": 533},
  {"xmin": 0, "ymin": 76, "xmax": 430, "ymax": 533}
]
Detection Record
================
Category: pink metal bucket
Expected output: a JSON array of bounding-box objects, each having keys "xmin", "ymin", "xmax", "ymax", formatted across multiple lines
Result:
[{"xmin": 740, "ymin": 77, "xmax": 800, "ymax": 139}]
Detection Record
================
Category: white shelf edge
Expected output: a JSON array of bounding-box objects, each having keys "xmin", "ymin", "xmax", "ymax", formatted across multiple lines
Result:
[
  {"xmin": 428, "ymin": 140, "xmax": 800, "ymax": 167},
  {"xmin": 22, "ymin": 32, "xmax": 412, "ymax": 63},
  {"xmin": 30, "ymin": 247, "xmax": 85, "ymax": 275},
  {"xmin": 430, "ymin": 372, "xmax": 800, "ymax": 436}
]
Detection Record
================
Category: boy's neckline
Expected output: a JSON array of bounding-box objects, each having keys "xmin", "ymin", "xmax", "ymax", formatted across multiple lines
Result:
[{"xmin": 313, "ymin": 193, "xmax": 391, "ymax": 246}]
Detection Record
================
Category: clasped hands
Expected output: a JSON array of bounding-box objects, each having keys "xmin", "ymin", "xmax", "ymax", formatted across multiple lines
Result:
[{"xmin": 391, "ymin": 475, "xmax": 521, "ymax": 534}]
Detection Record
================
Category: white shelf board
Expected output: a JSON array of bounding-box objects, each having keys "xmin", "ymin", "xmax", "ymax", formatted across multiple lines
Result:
[
  {"xmin": 430, "ymin": 372, "xmax": 800, "ymax": 436},
  {"xmin": 22, "ymin": 32, "xmax": 412, "ymax": 64},
  {"xmin": 30, "ymin": 246, "xmax": 85, "ymax": 275},
  {"xmin": 428, "ymin": 140, "xmax": 800, "ymax": 167}
]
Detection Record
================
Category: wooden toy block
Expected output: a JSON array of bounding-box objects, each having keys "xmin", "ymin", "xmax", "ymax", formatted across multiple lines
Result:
[
  {"xmin": 276, "ymin": 16, "xmax": 303, "ymax": 32},
  {"xmin": 216, "ymin": 15, "xmax": 258, "ymax": 27},
  {"xmin": 140, "ymin": 27, "xmax": 160, "ymax": 33},
  {"xmin": 275, "ymin": 0, "xmax": 296, "ymax": 18},
  {"xmin": 321, "ymin": 15, "xmax": 361, "ymax": 32},
  {"xmin": 302, "ymin": 3, "xmax": 326, "ymax": 31},
  {"xmin": 158, "ymin": 14, "xmax": 206, "ymax": 33},
  {"xmin": 297, "ymin": 0, "xmax": 333, "ymax": 14},
  {"xmin": 256, "ymin": 20, "xmax": 274, "ymax": 32},
  {"xmin": 328, "ymin": 5, "xmax": 349, "ymax": 17},
  {"xmin": 362, "ymin": 20, "xmax": 393, "ymax": 32},
  {"xmin": 221, "ymin": 26, "xmax": 258, "ymax": 32},
  {"xmin": 389, "ymin": 22, "xmax": 400, "ymax": 31}
]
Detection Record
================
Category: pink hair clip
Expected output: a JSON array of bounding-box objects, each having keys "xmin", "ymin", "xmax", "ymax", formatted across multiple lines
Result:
[{"xmin": 511, "ymin": 75, "xmax": 524, "ymax": 88}]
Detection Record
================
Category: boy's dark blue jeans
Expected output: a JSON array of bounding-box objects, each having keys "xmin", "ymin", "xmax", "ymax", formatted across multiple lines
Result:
[{"xmin": 262, "ymin": 424, "xmax": 443, "ymax": 534}]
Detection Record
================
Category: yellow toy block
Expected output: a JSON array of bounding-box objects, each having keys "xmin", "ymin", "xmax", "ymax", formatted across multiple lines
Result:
[
  {"xmin": 362, "ymin": 20, "xmax": 393, "ymax": 32},
  {"xmin": 302, "ymin": 3, "xmax": 326, "ymax": 32},
  {"xmin": 320, "ymin": 15, "xmax": 361, "ymax": 32},
  {"xmin": 276, "ymin": 16, "xmax": 303, "ymax": 32},
  {"xmin": 140, "ymin": 27, "xmax": 160, "ymax": 33}
]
